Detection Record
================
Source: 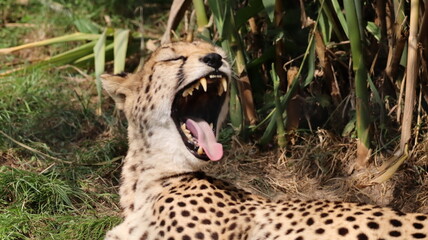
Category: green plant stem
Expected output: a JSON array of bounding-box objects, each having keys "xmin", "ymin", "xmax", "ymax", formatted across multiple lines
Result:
[
  {"xmin": 271, "ymin": 64, "xmax": 286, "ymax": 147},
  {"xmin": 344, "ymin": 0, "xmax": 371, "ymax": 166},
  {"xmin": 192, "ymin": 0, "xmax": 210, "ymax": 38}
]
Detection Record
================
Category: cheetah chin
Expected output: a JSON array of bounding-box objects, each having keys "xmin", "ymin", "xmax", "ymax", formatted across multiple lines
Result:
[{"xmin": 102, "ymin": 41, "xmax": 428, "ymax": 240}]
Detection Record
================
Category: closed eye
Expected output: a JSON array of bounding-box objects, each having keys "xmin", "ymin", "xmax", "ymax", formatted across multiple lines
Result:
[{"xmin": 160, "ymin": 56, "xmax": 188, "ymax": 62}]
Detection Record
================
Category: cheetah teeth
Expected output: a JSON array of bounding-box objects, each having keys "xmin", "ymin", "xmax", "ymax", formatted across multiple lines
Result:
[
  {"xmin": 181, "ymin": 123, "xmax": 192, "ymax": 139},
  {"xmin": 197, "ymin": 147, "xmax": 205, "ymax": 155},
  {"xmin": 200, "ymin": 77, "xmax": 207, "ymax": 92},
  {"xmin": 182, "ymin": 77, "xmax": 227, "ymax": 97},
  {"xmin": 221, "ymin": 78, "xmax": 227, "ymax": 92},
  {"xmin": 209, "ymin": 74, "xmax": 222, "ymax": 79},
  {"xmin": 217, "ymin": 78, "xmax": 228, "ymax": 96},
  {"xmin": 180, "ymin": 122, "xmax": 214, "ymax": 155}
]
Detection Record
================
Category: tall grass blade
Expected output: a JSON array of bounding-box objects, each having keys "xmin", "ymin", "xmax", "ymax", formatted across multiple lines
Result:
[
  {"xmin": 114, "ymin": 29, "xmax": 130, "ymax": 74},
  {"xmin": 94, "ymin": 30, "xmax": 107, "ymax": 115},
  {"xmin": 318, "ymin": 10, "xmax": 332, "ymax": 43},
  {"xmin": 330, "ymin": 0, "xmax": 348, "ymax": 37},
  {"xmin": 0, "ymin": 32, "xmax": 100, "ymax": 54},
  {"xmin": 303, "ymin": 39, "xmax": 316, "ymax": 87}
]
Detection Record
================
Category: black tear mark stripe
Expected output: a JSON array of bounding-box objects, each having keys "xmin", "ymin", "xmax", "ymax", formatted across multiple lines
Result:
[{"xmin": 176, "ymin": 57, "xmax": 188, "ymax": 87}]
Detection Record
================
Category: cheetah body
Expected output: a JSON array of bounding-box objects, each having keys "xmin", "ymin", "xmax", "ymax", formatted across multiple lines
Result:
[{"xmin": 102, "ymin": 41, "xmax": 428, "ymax": 240}]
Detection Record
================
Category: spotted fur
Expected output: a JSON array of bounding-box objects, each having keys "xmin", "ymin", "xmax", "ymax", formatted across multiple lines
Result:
[{"xmin": 102, "ymin": 41, "xmax": 427, "ymax": 240}]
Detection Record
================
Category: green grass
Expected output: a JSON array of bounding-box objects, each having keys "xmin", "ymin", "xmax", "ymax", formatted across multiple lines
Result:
[
  {"xmin": 0, "ymin": 59, "xmax": 124, "ymax": 239},
  {"xmin": 0, "ymin": 0, "xmax": 176, "ymax": 237},
  {"xmin": 0, "ymin": 167, "xmax": 85, "ymax": 213},
  {"xmin": 0, "ymin": 0, "xmax": 152, "ymax": 238},
  {"xmin": 0, "ymin": 209, "xmax": 121, "ymax": 240}
]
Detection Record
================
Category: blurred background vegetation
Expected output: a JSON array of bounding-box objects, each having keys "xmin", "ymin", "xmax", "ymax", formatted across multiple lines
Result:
[{"xmin": 1, "ymin": 0, "xmax": 428, "ymax": 239}]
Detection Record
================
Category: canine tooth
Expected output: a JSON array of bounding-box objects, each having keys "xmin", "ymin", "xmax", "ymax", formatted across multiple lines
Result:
[
  {"xmin": 197, "ymin": 147, "xmax": 205, "ymax": 155},
  {"xmin": 221, "ymin": 78, "xmax": 227, "ymax": 92},
  {"xmin": 200, "ymin": 78, "xmax": 207, "ymax": 92},
  {"xmin": 210, "ymin": 123, "xmax": 214, "ymax": 129}
]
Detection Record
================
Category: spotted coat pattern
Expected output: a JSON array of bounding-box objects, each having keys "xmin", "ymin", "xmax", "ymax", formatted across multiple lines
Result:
[{"xmin": 101, "ymin": 41, "xmax": 428, "ymax": 240}]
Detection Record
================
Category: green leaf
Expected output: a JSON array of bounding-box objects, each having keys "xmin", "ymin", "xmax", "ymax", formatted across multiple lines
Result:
[
  {"xmin": 342, "ymin": 116, "xmax": 356, "ymax": 137},
  {"xmin": 262, "ymin": 0, "xmax": 275, "ymax": 23},
  {"xmin": 400, "ymin": 42, "xmax": 408, "ymax": 67},
  {"xmin": 366, "ymin": 21, "xmax": 381, "ymax": 41},
  {"xmin": 113, "ymin": 29, "xmax": 129, "ymax": 74},
  {"xmin": 303, "ymin": 39, "xmax": 316, "ymax": 87},
  {"xmin": 331, "ymin": 0, "xmax": 348, "ymax": 38},
  {"xmin": 45, "ymin": 41, "xmax": 96, "ymax": 65},
  {"xmin": 235, "ymin": 0, "xmax": 264, "ymax": 28},
  {"xmin": 74, "ymin": 41, "xmax": 114, "ymax": 65},
  {"xmin": 318, "ymin": 11, "xmax": 332, "ymax": 43},
  {"xmin": 207, "ymin": 0, "xmax": 233, "ymax": 40},
  {"xmin": 73, "ymin": 18, "xmax": 102, "ymax": 34},
  {"xmin": 367, "ymin": 76, "xmax": 381, "ymax": 108},
  {"xmin": 247, "ymin": 46, "xmax": 275, "ymax": 69}
]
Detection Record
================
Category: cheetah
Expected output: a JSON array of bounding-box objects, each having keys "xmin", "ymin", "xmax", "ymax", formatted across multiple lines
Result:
[{"xmin": 102, "ymin": 41, "xmax": 428, "ymax": 240}]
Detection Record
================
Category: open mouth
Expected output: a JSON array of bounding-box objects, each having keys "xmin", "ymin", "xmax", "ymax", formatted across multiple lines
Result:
[{"xmin": 171, "ymin": 71, "xmax": 228, "ymax": 161}]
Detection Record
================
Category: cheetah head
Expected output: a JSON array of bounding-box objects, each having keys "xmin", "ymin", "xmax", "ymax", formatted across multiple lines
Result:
[{"xmin": 101, "ymin": 41, "xmax": 231, "ymax": 166}]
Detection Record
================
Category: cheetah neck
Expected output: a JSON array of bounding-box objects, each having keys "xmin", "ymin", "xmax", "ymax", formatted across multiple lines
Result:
[
  {"xmin": 126, "ymin": 122, "xmax": 208, "ymax": 176},
  {"xmin": 119, "ymin": 122, "xmax": 209, "ymax": 216}
]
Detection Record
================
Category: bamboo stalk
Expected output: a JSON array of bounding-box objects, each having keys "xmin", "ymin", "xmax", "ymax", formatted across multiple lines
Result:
[
  {"xmin": 344, "ymin": 0, "xmax": 371, "ymax": 168},
  {"xmin": 385, "ymin": 0, "xmax": 407, "ymax": 81},
  {"xmin": 399, "ymin": 0, "xmax": 420, "ymax": 150}
]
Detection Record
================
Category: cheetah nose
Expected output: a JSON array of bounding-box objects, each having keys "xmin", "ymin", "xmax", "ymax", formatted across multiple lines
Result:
[{"xmin": 201, "ymin": 53, "xmax": 223, "ymax": 69}]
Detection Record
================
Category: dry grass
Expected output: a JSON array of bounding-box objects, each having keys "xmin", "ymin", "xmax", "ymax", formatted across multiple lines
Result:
[{"xmin": 206, "ymin": 131, "xmax": 428, "ymax": 213}]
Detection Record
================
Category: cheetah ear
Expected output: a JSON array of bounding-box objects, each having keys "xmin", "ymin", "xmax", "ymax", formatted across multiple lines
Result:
[{"xmin": 101, "ymin": 73, "xmax": 135, "ymax": 110}]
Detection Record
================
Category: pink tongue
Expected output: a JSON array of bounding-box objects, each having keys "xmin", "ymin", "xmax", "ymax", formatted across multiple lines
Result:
[{"xmin": 185, "ymin": 119, "xmax": 223, "ymax": 161}]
